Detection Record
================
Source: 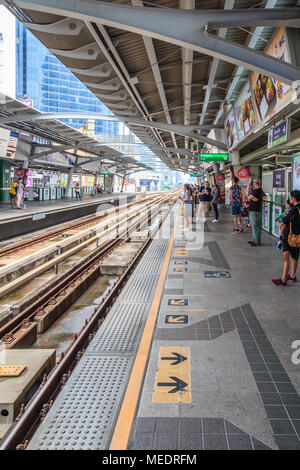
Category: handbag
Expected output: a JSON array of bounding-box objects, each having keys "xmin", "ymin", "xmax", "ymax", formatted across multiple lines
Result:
[{"xmin": 288, "ymin": 208, "xmax": 300, "ymax": 248}]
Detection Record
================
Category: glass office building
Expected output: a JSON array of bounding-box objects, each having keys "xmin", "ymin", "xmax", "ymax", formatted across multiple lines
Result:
[{"xmin": 15, "ymin": 21, "xmax": 119, "ymax": 135}]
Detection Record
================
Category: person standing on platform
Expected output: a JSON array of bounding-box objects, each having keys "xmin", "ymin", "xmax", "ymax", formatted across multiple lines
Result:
[
  {"xmin": 15, "ymin": 178, "xmax": 24, "ymax": 210},
  {"xmin": 212, "ymin": 184, "xmax": 220, "ymax": 223},
  {"xmin": 247, "ymin": 178, "xmax": 265, "ymax": 246},
  {"xmin": 179, "ymin": 183, "xmax": 192, "ymax": 230},
  {"xmin": 229, "ymin": 176, "xmax": 243, "ymax": 234},
  {"xmin": 9, "ymin": 180, "xmax": 17, "ymax": 209},
  {"xmin": 75, "ymin": 182, "xmax": 81, "ymax": 201},
  {"xmin": 272, "ymin": 190, "xmax": 300, "ymax": 286},
  {"xmin": 197, "ymin": 181, "xmax": 212, "ymax": 222}
]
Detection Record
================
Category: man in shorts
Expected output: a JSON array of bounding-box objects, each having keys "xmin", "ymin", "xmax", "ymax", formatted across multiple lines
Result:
[
  {"xmin": 272, "ymin": 190, "xmax": 300, "ymax": 286},
  {"xmin": 229, "ymin": 176, "xmax": 243, "ymax": 234}
]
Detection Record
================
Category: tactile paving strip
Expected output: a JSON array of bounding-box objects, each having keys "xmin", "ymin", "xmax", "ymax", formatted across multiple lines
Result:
[
  {"xmin": 86, "ymin": 303, "xmax": 147, "ymax": 354},
  {"xmin": 28, "ymin": 356, "xmax": 133, "ymax": 450},
  {"xmin": 134, "ymin": 256, "xmax": 163, "ymax": 275},
  {"xmin": 119, "ymin": 274, "xmax": 159, "ymax": 302},
  {"xmin": 143, "ymin": 239, "xmax": 169, "ymax": 258}
]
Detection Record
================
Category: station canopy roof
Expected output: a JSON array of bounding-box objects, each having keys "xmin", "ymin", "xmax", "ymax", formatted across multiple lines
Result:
[
  {"xmin": 1, "ymin": 0, "xmax": 300, "ymax": 174},
  {"xmin": 0, "ymin": 93, "xmax": 152, "ymax": 173}
]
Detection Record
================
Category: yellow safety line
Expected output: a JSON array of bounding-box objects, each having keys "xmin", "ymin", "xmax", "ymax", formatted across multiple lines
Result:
[
  {"xmin": 109, "ymin": 213, "xmax": 179, "ymax": 450},
  {"xmin": 164, "ymin": 309, "xmax": 206, "ymax": 312}
]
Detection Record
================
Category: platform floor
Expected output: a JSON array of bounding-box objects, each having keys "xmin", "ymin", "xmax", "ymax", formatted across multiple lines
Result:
[
  {"xmin": 0, "ymin": 192, "xmax": 135, "ymax": 222},
  {"xmin": 28, "ymin": 204, "xmax": 300, "ymax": 450}
]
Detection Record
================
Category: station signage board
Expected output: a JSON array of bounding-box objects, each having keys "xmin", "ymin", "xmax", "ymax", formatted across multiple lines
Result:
[
  {"xmin": 190, "ymin": 173, "xmax": 201, "ymax": 177},
  {"xmin": 100, "ymin": 172, "xmax": 110, "ymax": 175},
  {"xmin": 198, "ymin": 153, "xmax": 229, "ymax": 162},
  {"xmin": 268, "ymin": 119, "xmax": 289, "ymax": 148}
]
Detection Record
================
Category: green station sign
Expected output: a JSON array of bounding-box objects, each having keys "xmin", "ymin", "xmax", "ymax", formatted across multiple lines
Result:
[
  {"xmin": 190, "ymin": 174, "xmax": 201, "ymax": 177},
  {"xmin": 198, "ymin": 153, "xmax": 229, "ymax": 162},
  {"xmin": 100, "ymin": 172, "xmax": 110, "ymax": 175}
]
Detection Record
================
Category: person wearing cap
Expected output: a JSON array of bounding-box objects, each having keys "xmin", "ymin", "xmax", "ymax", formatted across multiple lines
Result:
[{"xmin": 272, "ymin": 190, "xmax": 300, "ymax": 286}]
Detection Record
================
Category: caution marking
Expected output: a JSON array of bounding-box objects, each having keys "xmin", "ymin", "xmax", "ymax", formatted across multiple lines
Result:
[
  {"xmin": 175, "ymin": 248, "xmax": 188, "ymax": 256},
  {"xmin": 168, "ymin": 298, "xmax": 188, "ymax": 306},
  {"xmin": 204, "ymin": 271, "xmax": 231, "ymax": 278},
  {"xmin": 153, "ymin": 347, "xmax": 191, "ymax": 403},
  {"xmin": 165, "ymin": 314, "xmax": 188, "ymax": 324},
  {"xmin": 173, "ymin": 267, "xmax": 187, "ymax": 272},
  {"xmin": 174, "ymin": 261, "xmax": 188, "ymax": 265}
]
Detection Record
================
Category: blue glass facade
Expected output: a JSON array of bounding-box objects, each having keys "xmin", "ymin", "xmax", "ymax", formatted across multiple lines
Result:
[{"xmin": 16, "ymin": 21, "xmax": 119, "ymax": 135}]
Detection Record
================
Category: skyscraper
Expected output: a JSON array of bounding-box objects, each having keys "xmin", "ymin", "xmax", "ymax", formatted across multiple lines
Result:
[{"xmin": 15, "ymin": 20, "xmax": 119, "ymax": 135}]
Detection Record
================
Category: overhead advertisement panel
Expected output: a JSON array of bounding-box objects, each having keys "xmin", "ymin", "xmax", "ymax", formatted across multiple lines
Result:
[
  {"xmin": 250, "ymin": 27, "xmax": 296, "ymax": 125},
  {"xmin": 234, "ymin": 80, "xmax": 257, "ymax": 141},
  {"xmin": 224, "ymin": 108, "xmax": 238, "ymax": 149}
]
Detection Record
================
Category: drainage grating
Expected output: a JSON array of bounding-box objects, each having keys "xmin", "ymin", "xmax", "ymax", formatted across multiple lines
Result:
[
  {"xmin": 86, "ymin": 302, "xmax": 148, "ymax": 354},
  {"xmin": 120, "ymin": 274, "xmax": 159, "ymax": 302},
  {"xmin": 28, "ymin": 355, "xmax": 133, "ymax": 450}
]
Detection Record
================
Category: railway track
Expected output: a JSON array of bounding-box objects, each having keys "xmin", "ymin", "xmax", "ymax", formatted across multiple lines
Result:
[
  {"xmin": 0, "ymin": 193, "xmax": 159, "ymax": 259},
  {"xmin": 0, "ymin": 190, "xmax": 179, "ymax": 450}
]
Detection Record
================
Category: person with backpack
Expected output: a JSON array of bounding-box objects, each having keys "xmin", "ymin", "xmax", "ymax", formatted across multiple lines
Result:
[
  {"xmin": 229, "ymin": 176, "xmax": 243, "ymax": 234},
  {"xmin": 179, "ymin": 183, "xmax": 193, "ymax": 230},
  {"xmin": 272, "ymin": 190, "xmax": 300, "ymax": 286}
]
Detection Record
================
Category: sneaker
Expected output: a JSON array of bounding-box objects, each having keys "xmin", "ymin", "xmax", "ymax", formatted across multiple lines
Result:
[
  {"xmin": 272, "ymin": 278, "xmax": 287, "ymax": 286},
  {"xmin": 287, "ymin": 275, "xmax": 297, "ymax": 282},
  {"xmin": 232, "ymin": 229, "xmax": 240, "ymax": 234},
  {"xmin": 239, "ymin": 226, "xmax": 243, "ymax": 232},
  {"xmin": 203, "ymin": 218, "xmax": 207, "ymax": 222},
  {"xmin": 212, "ymin": 219, "xmax": 218, "ymax": 223}
]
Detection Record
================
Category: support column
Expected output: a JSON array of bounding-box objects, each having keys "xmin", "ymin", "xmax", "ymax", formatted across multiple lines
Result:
[
  {"xmin": 109, "ymin": 174, "xmax": 115, "ymax": 193},
  {"xmin": 0, "ymin": 161, "xmax": 11, "ymax": 202},
  {"xmin": 65, "ymin": 167, "xmax": 74, "ymax": 199},
  {"xmin": 121, "ymin": 168, "xmax": 127, "ymax": 192},
  {"xmin": 230, "ymin": 150, "xmax": 240, "ymax": 166}
]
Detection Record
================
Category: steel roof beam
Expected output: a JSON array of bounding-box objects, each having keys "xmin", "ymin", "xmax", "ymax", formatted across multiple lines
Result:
[
  {"xmin": 7, "ymin": 0, "xmax": 300, "ymax": 85},
  {"xmin": 200, "ymin": 0, "xmax": 234, "ymax": 128},
  {"xmin": 180, "ymin": 0, "xmax": 195, "ymax": 149},
  {"xmin": 131, "ymin": 0, "xmax": 179, "ymax": 154},
  {"xmin": 0, "ymin": 112, "xmax": 226, "ymax": 148}
]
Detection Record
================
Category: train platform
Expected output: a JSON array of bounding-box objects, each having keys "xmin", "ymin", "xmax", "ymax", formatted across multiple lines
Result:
[
  {"xmin": 0, "ymin": 192, "xmax": 137, "ymax": 241},
  {"xmin": 25, "ymin": 204, "xmax": 300, "ymax": 451}
]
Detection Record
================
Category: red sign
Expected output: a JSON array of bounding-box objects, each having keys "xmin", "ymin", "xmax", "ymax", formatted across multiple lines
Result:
[
  {"xmin": 237, "ymin": 167, "xmax": 249, "ymax": 179},
  {"xmin": 216, "ymin": 173, "xmax": 225, "ymax": 181}
]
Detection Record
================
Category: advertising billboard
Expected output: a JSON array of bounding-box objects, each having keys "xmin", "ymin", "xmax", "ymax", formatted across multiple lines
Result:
[
  {"xmin": 140, "ymin": 179, "xmax": 159, "ymax": 191},
  {"xmin": 292, "ymin": 154, "xmax": 300, "ymax": 191},
  {"xmin": 250, "ymin": 27, "xmax": 296, "ymax": 124},
  {"xmin": 234, "ymin": 80, "xmax": 257, "ymax": 141},
  {"xmin": 0, "ymin": 127, "xmax": 10, "ymax": 157},
  {"xmin": 6, "ymin": 131, "xmax": 18, "ymax": 158},
  {"xmin": 224, "ymin": 108, "xmax": 238, "ymax": 149}
]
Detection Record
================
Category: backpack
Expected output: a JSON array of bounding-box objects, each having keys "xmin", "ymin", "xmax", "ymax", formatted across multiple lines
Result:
[{"xmin": 288, "ymin": 208, "xmax": 300, "ymax": 248}]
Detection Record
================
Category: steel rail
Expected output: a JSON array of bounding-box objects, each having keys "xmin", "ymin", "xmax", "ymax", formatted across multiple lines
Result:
[{"xmin": 0, "ymin": 193, "xmax": 159, "ymax": 258}]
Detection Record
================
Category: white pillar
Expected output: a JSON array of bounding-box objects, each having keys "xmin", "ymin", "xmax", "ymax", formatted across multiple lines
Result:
[
  {"xmin": 121, "ymin": 169, "xmax": 127, "ymax": 192},
  {"xmin": 230, "ymin": 150, "xmax": 240, "ymax": 166},
  {"xmin": 65, "ymin": 167, "xmax": 74, "ymax": 198}
]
